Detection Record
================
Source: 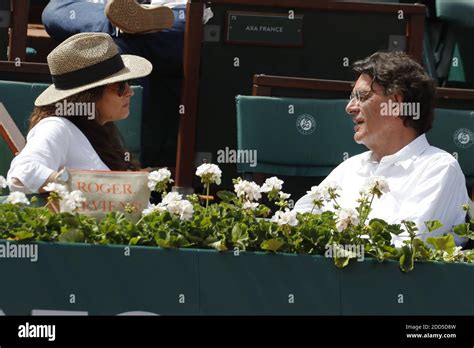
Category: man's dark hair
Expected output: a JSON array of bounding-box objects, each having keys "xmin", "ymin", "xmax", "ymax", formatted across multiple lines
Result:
[{"xmin": 353, "ymin": 51, "xmax": 436, "ymax": 135}]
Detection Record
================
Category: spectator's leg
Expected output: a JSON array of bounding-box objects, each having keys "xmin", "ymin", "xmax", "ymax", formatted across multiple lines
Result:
[
  {"xmin": 42, "ymin": 0, "xmax": 115, "ymax": 42},
  {"xmin": 133, "ymin": 5, "xmax": 186, "ymax": 167},
  {"xmin": 141, "ymin": 5, "xmax": 186, "ymax": 77}
]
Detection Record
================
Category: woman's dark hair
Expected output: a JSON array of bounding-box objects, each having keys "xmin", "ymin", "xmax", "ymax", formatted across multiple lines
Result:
[
  {"xmin": 29, "ymin": 85, "xmax": 140, "ymax": 171},
  {"xmin": 353, "ymin": 51, "xmax": 436, "ymax": 135}
]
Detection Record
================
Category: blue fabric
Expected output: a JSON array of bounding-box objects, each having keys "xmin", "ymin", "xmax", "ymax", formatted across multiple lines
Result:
[{"xmin": 42, "ymin": 0, "xmax": 114, "ymax": 40}]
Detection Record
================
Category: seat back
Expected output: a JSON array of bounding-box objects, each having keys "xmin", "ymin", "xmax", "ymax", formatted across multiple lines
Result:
[
  {"xmin": 436, "ymin": 0, "xmax": 474, "ymax": 88},
  {"xmin": 0, "ymin": 80, "xmax": 143, "ymax": 177},
  {"xmin": 235, "ymin": 95, "xmax": 366, "ymax": 177},
  {"xmin": 426, "ymin": 108, "xmax": 474, "ymax": 185},
  {"xmin": 436, "ymin": 0, "xmax": 474, "ymax": 29}
]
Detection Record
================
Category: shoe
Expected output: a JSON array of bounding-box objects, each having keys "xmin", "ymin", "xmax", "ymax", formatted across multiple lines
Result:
[{"xmin": 105, "ymin": 0, "xmax": 174, "ymax": 34}]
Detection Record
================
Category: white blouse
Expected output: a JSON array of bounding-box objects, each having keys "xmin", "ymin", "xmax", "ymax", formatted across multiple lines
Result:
[{"xmin": 7, "ymin": 117, "xmax": 109, "ymax": 193}]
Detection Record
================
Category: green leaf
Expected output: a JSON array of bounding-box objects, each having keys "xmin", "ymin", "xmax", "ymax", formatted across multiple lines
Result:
[
  {"xmin": 426, "ymin": 234, "xmax": 456, "ymax": 252},
  {"xmin": 200, "ymin": 217, "xmax": 212, "ymax": 230},
  {"xmin": 129, "ymin": 236, "xmax": 141, "ymax": 245},
  {"xmin": 13, "ymin": 231, "xmax": 34, "ymax": 240},
  {"xmin": 260, "ymin": 239, "xmax": 284, "ymax": 252},
  {"xmin": 402, "ymin": 220, "xmax": 418, "ymax": 236},
  {"xmin": 231, "ymin": 223, "xmax": 249, "ymax": 247},
  {"xmin": 155, "ymin": 238, "xmax": 172, "ymax": 248},
  {"xmin": 453, "ymin": 223, "xmax": 471, "ymax": 237},
  {"xmin": 413, "ymin": 238, "xmax": 432, "ymax": 260},
  {"xmin": 334, "ymin": 256, "xmax": 350, "ymax": 268},
  {"xmin": 399, "ymin": 245, "xmax": 414, "ymax": 272},
  {"xmin": 231, "ymin": 224, "xmax": 243, "ymax": 240},
  {"xmin": 368, "ymin": 219, "xmax": 386, "ymax": 230},
  {"xmin": 424, "ymin": 220, "xmax": 443, "ymax": 233},
  {"xmin": 216, "ymin": 191, "xmax": 237, "ymax": 203},
  {"xmin": 58, "ymin": 228, "xmax": 84, "ymax": 243},
  {"xmin": 466, "ymin": 252, "xmax": 474, "ymax": 262}
]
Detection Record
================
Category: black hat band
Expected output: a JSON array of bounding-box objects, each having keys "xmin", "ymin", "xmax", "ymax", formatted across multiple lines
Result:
[{"xmin": 51, "ymin": 54, "xmax": 125, "ymax": 90}]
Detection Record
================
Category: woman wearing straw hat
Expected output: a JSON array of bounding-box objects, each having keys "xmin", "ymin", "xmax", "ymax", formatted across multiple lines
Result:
[{"xmin": 7, "ymin": 32, "xmax": 152, "ymax": 194}]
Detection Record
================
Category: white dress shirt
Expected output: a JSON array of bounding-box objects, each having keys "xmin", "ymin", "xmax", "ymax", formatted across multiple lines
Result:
[
  {"xmin": 294, "ymin": 134, "xmax": 469, "ymax": 247},
  {"xmin": 7, "ymin": 117, "xmax": 109, "ymax": 193}
]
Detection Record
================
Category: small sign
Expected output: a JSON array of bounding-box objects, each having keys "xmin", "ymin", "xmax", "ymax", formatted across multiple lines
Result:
[
  {"xmin": 65, "ymin": 169, "xmax": 151, "ymax": 222},
  {"xmin": 226, "ymin": 11, "xmax": 303, "ymax": 47}
]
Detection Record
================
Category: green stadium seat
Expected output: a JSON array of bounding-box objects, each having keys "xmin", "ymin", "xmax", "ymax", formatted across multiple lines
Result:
[
  {"xmin": 426, "ymin": 108, "xmax": 474, "ymax": 189},
  {"xmin": 435, "ymin": 0, "xmax": 474, "ymax": 88},
  {"xmin": 235, "ymin": 95, "xmax": 366, "ymax": 177},
  {"xmin": 0, "ymin": 80, "xmax": 143, "ymax": 177},
  {"xmin": 436, "ymin": 0, "xmax": 474, "ymax": 29}
]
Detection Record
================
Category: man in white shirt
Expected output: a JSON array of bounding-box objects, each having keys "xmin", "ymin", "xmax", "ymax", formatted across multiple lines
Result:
[{"xmin": 294, "ymin": 51, "xmax": 470, "ymax": 248}]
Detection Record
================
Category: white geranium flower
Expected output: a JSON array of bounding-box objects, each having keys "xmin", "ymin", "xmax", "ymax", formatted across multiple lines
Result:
[
  {"xmin": 0, "ymin": 175, "xmax": 8, "ymax": 189},
  {"xmin": 152, "ymin": 192, "xmax": 193, "ymax": 220},
  {"xmin": 43, "ymin": 183, "xmax": 69, "ymax": 199},
  {"xmin": 148, "ymin": 168, "xmax": 173, "ymax": 190},
  {"xmin": 142, "ymin": 203, "xmax": 166, "ymax": 216},
  {"xmin": 307, "ymin": 185, "xmax": 322, "ymax": 201},
  {"xmin": 234, "ymin": 180, "xmax": 261, "ymax": 202},
  {"xmin": 242, "ymin": 201, "xmax": 259, "ymax": 211},
  {"xmin": 142, "ymin": 204, "xmax": 158, "ymax": 216},
  {"xmin": 195, "ymin": 163, "xmax": 222, "ymax": 185},
  {"xmin": 362, "ymin": 176, "xmax": 390, "ymax": 195},
  {"xmin": 167, "ymin": 200, "xmax": 181, "ymax": 215},
  {"xmin": 321, "ymin": 182, "xmax": 342, "ymax": 200},
  {"xmin": 6, "ymin": 191, "xmax": 30, "ymax": 205},
  {"xmin": 306, "ymin": 186, "xmax": 324, "ymax": 211},
  {"xmin": 162, "ymin": 192, "xmax": 182, "ymax": 205},
  {"xmin": 61, "ymin": 190, "xmax": 86, "ymax": 212},
  {"xmin": 279, "ymin": 192, "xmax": 291, "ymax": 200},
  {"xmin": 178, "ymin": 200, "xmax": 194, "ymax": 221},
  {"xmin": 163, "ymin": 199, "xmax": 194, "ymax": 220},
  {"xmin": 149, "ymin": 168, "xmax": 172, "ymax": 183},
  {"xmin": 271, "ymin": 208, "xmax": 298, "ymax": 227},
  {"xmin": 335, "ymin": 208, "xmax": 360, "ymax": 232},
  {"xmin": 260, "ymin": 176, "xmax": 284, "ymax": 193}
]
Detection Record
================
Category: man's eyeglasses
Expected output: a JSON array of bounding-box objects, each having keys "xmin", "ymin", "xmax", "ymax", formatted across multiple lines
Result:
[
  {"xmin": 116, "ymin": 80, "xmax": 130, "ymax": 97},
  {"xmin": 348, "ymin": 88, "xmax": 384, "ymax": 105}
]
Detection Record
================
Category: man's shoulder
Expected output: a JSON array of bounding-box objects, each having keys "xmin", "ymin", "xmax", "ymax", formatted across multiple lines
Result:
[
  {"xmin": 422, "ymin": 145, "xmax": 459, "ymax": 166},
  {"xmin": 419, "ymin": 145, "xmax": 465, "ymax": 178},
  {"xmin": 341, "ymin": 151, "xmax": 371, "ymax": 165},
  {"xmin": 325, "ymin": 151, "xmax": 370, "ymax": 177}
]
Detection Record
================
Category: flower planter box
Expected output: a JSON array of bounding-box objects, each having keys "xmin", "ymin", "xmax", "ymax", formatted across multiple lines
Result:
[
  {"xmin": 340, "ymin": 259, "xmax": 474, "ymax": 315},
  {"xmin": 0, "ymin": 241, "xmax": 200, "ymax": 315},
  {"xmin": 1, "ymin": 241, "xmax": 473, "ymax": 315}
]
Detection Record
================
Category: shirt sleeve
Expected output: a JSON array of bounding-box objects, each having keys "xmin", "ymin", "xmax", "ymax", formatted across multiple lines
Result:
[
  {"xmin": 7, "ymin": 118, "xmax": 70, "ymax": 193},
  {"xmin": 394, "ymin": 158, "xmax": 469, "ymax": 247}
]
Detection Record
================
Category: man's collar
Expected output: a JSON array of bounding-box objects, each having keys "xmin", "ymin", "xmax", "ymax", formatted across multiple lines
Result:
[{"xmin": 360, "ymin": 134, "xmax": 430, "ymax": 171}]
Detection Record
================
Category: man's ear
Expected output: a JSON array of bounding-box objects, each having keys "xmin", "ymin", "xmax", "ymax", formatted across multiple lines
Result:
[
  {"xmin": 393, "ymin": 93, "xmax": 403, "ymax": 104},
  {"xmin": 388, "ymin": 93, "xmax": 403, "ymax": 118}
]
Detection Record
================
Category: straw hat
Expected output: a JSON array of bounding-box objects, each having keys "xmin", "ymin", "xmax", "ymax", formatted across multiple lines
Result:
[{"xmin": 35, "ymin": 32, "xmax": 152, "ymax": 106}]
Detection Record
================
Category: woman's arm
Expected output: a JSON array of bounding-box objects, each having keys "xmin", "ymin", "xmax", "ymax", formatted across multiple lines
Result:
[{"xmin": 7, "ymin": 118, "xmax": 70, "ymax": 193}]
